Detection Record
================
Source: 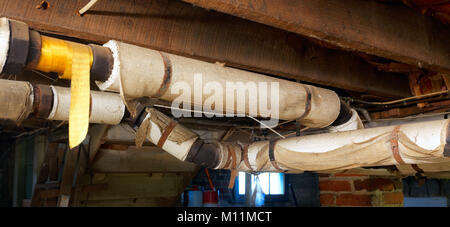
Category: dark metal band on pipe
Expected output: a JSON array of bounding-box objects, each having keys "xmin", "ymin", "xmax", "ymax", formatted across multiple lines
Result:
[
  {"xmin": 128, "ymin": 105, "xmax": 222, "ymax": 169},
  {"xmin": 2, "ymin": 19, "xmax": 30, "ymax": 75},
  {"xmin": 26, "ymin": 30, "xmax": 42, "ymax": 69},
  {"xmin": 32, "ymin": 84, "xmax": 53, "ymax": 118},
  {"xmin": 186, "ymin": 140, "xmax": 221, "ymax": 169},
  {"xmin": 331, "ymin": 100, "xmax": 353, "ymax": 126},
  {"xmin": 89, "ymin": 44, "xmax": 114, "ymax": 82}
]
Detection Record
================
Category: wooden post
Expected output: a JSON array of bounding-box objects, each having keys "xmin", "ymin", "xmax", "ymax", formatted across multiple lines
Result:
[{"xmin": 57, "ymin": 145, "xmax": 79, "ymax": 207}]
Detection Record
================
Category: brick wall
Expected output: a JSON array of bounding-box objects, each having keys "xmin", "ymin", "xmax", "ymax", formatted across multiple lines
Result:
[{"xmin": 319, "ymin": 173, "xmax": 404, "ymax": 207}]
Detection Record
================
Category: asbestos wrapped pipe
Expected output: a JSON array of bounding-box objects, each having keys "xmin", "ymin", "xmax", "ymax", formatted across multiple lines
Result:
[
  {"xmin": 0, "ymin": 79, "xmax": 33, "ymax": 123},
  {"xmin": 0, "ymin": 18, "xmax": 10, "ymax": 72},
  {"xmin": 133, "ymin": 107, "xmax": 240, "ymax": 169},
  {"xmin": 48, "ymin": 86, "xmax": 125, "ymax": 124},
  {"xmin": 134, "ymin": 108, "xmax": 201, "ymax": 163},
  {"xmin": 132, "ymin": 107, "xmax": 450, "ymax": 173},
  {"xmin": 98, "ymin": 40, "xmax": 341, "ymax": 128},
  {"xmin": 0, "ymin": 17, "xmax": 342, "ymax": 128},
  {"xmin": 396, "ymin": 161, "xmax": 450, "ymax": 175},
  {"xmin": 243, "ymin": 119, "xmax": 450, "ymax": 173},
  {"xmin": 327, "ymin": 109, "xmax": 364, "ymax": 133},
  {"xmin": 0, "ymin": 79, "xmax": 125, "ymax": 125}
]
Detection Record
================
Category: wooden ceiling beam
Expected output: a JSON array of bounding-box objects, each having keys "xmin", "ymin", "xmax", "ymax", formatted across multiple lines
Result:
[
  {"xmin": 0, "ymin": 0, "xmax": 410, "ymax": 98},
  {"xmin": 183, "ymin": 0, "xmax": 450, "ymax": 74}
]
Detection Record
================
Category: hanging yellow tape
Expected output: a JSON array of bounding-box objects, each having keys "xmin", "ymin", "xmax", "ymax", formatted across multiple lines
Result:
[{"xmin": 36, "ymin": 36, "xmax": 92, "ymax": 148}]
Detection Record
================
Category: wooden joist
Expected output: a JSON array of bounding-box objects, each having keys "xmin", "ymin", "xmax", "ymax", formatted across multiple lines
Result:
[
  {"xmin": 57, "ymin": 145, "xmax": 78, "ymax": 207},
  {"xmin": 183, "ymin": 0, "xmax": 450, "ymax": 74},
  {"xmin": 0, "ymin": 0, "xmax": 410, "ymax": 98}
]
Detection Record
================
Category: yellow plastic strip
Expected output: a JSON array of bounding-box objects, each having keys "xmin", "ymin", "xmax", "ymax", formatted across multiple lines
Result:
[
  {"xmin": 68, "ymin": 43, "xmax": 91, "ymax": 149},
  {"xmin": 36, "ymin": 36, "xmax": 71, "ymax": 74},
  {"xmin": 36, "ymin": 36, "xmax": 92, "ymax": 148}
]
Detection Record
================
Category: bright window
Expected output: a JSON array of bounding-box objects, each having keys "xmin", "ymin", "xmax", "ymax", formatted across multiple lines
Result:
[{"xmin": 238, "ymin": 172, "xmax": 285, "ymax": 195}]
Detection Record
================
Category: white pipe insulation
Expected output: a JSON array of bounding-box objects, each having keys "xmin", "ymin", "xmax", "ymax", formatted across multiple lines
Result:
[
  {"xmin": 135, "ymin": 107, "xmax": 450, "ymax": 173},
  {"xmin": 0, "ymin": 18, "xmax": 10, "ymax": 72},
  {"xmin": 0, "ymin": 79, "xmax": 125, "ymax": 125},
  {"xmin": 244, "ymin": 119, "xmax": 450, "ymax": 172},
  {"xmin": 48, "ymin": 86, "xmax": 125, "ymax": 124},
  {"xmin": 97, "ymin": 40, "xmax": 341, "ymax": 128},
  {"xmin": 0, "ymin": 79, "xmax": 33, "ymax": 123}
]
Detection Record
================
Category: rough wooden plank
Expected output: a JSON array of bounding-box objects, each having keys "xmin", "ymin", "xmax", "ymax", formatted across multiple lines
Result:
[
  {"xmin": 370, "ymin": 99, "xmax": 450, "ymax": 119},
  {"xmin": 0, "ymin": 0, "xmax": 410, "ymax": 98},
  {"xmin": 30, "ymin": 142, "xmax": 58, "ymax": 207},
  {"xmin": 183, "ymin": 0, "xmax": 450, "ymax": 74},
  {"xmin": 91, "ymin": 148, "xmax": 198, "ymax": 173},
  {"xmin": 87, "ymin": 124, "xmax": 109, "ymax": 163},
  {"xmin": 57, "ymin": 145, "xmax": 78, "ymax": 207},
  {"xmin": 37, "ymin": 183, "xmax": 108, "ymax": 199},
  {"xmin": 81, "ymin": 197, "xmax": 180, "ymax": 207},
  {"xmin": 84, "ymin": 173, "xmax": 185, "ymax": 201}
]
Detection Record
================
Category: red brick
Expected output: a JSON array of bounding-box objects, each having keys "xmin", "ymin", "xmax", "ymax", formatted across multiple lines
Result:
[
  {"xmin": 318, "ymin": 173, "xmax": 332, "ymax": 178},
  {"xmin": 354, "ymin": 178, "xmax": 394, "ymax": 191},
  {"xmin": 383, "ymin": 192, "xmax": 404, "ymax": 205},
  {"xmin": 320, "ymin": 194, "xmax": 335, "ymax": 206},
  {"xmin": 336, "ymin": 194, "xmax": 373, "ymax": 207},
  {"xmin": 319, "ymin": 180, "xmax": 352, "ymax": 192},
  {"xmin": 334, "ymin": 173, "xmax": 368, "ymax": 177}
]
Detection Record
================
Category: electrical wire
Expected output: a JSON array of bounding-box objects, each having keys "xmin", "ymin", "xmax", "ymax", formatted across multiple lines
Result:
[
  {"xmin": 344, "ymin": 90, "xmax": 449, "ymax": 106},
  {"xmin": 153, "ymin": 104, "xmax": 286, "ymax": 139},
  {"xmin": 79, "ymin": 0, "xmax": 99, "ymax": 15}
]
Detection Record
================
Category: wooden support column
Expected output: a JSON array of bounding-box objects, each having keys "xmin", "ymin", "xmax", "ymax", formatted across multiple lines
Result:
[
  {"xmin": 57, "ymin": 145, "xmax": 79, "ymax": 207},
  {"xmin": 30, "ymin": 142, "xmax": 57, "ymax": 207},
  {"xmin": 71, "ymin": 125, "xmax": 109, "ymax": 206}
]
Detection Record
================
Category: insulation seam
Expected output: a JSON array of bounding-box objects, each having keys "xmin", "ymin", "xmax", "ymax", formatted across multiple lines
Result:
[{"xmin": 0, "ymin": 18, "xmax": 10, "ymax": 73}]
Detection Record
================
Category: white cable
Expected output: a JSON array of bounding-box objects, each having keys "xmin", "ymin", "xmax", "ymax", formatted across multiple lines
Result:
[
  {"xmin": 153, "ymin": 104, "xmax": 286, "ymax": 139},
  {"xmin": 79, "ymin": 0, "xmax": 99, "ymax": 15}
]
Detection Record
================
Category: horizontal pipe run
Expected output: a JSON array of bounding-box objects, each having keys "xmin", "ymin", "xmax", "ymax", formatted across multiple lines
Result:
[
  {"xmin": 0, "ymin": 17, "xmax": 349, "ymax": 129},
  {"xmin": 131, "ymin": 107, "xmax": 450, "ymax": 174},
  {"xmin": 0, "ymin": 79, "xmax": 125, "ymax": 125},
  {"xmin": 99, "ymin": 40, "xmax": 341, "ymax": 128}
]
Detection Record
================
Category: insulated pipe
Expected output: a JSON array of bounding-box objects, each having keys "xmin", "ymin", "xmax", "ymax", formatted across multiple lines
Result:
[
  {"xmin": 0, "ymin": 17, "xmax": 342, "ymax": 129},
  {"xmin": 0, "ymin": 79, "xmax": 125, "ymax": 125},
  {"xmin": 132, "ymin": 107, "xmax": 450, "ymax": 173},
  {"xmin": 244, "ymin": 119, "xmax": 450, "ymax": 172},
  {"xmin": 0, "ymin": 17, "xmax": 114, "ymax": 148},
  {"xmin": 99, "ymin": 40, "xmax": 341, "ymax": 128},
  {"xmin": 0, "ymin": 79, "xmax": 33, "ymax": 123},
  {"xmin": 48, "ymin": 86, "xmax": 125, "ymax": 124}
]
